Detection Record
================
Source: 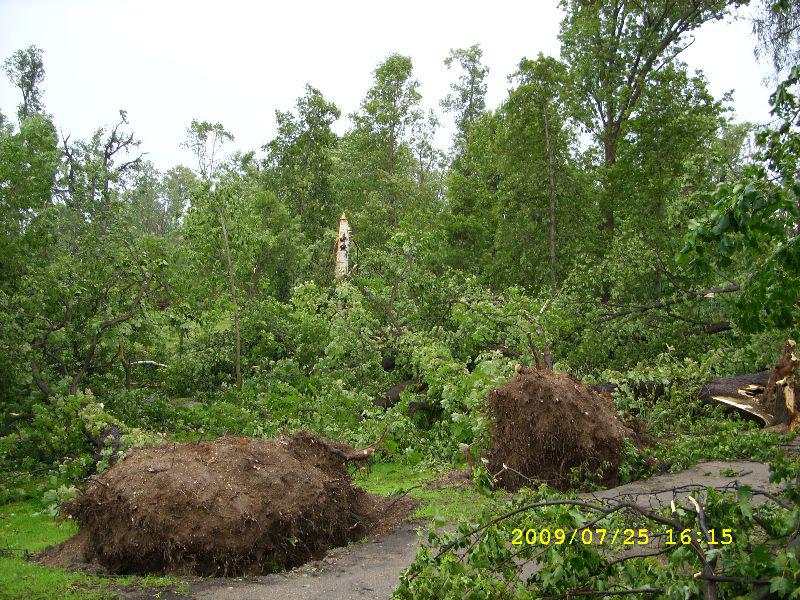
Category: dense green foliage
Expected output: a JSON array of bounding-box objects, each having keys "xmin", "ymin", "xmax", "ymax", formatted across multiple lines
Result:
[{"xmin": 1, "ymin": 1, "xmax": 799, "ymax": 595}]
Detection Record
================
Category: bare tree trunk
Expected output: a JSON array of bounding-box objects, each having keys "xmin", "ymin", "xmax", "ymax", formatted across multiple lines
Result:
[
  {"xmin": 542, "ymin": 101, "xmax": 558, "ymax": 287},
  {"xmin": 335, "ymin": 213, "xmax": 350, "ymax": 279},
  {"xmin": 119, "ymin": 342, "xmax": 131, "ymax": 391},
  {"xmin": 602, "ymin": 123, "xmax": 618, "ymax": 231},
  {"xmin": 218, "ymin": 208, "xmax": 242, "ymax": 390}
]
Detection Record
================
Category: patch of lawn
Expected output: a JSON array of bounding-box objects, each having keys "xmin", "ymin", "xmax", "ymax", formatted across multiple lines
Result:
[
  {"xmin": 354, "ymin": 462, "xmax": 497, "ymax": 523},
  {"xmin": 0, "ymin": 502, "xmax": 185, "ymax": 600}
]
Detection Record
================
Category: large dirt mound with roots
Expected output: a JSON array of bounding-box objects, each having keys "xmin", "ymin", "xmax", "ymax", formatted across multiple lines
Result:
[
  {"xmin": 486, "ymin": 368, "xmax": 637, "ymax": 491},
  {"xmin": 42, "ymin": 432, "xmax": 416, "ymax": 576}
]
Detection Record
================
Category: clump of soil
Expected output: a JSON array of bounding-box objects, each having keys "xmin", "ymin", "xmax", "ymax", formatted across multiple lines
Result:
[
  {"xmin": 40, "ymin": 432, "xmax": 416, "ymax": 576},
  {"xmin": 486, "ymin": 368, "xmax": 637, "ymax": 491}
]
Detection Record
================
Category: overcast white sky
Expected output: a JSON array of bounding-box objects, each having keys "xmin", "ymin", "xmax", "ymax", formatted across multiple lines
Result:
[{"xmin": 0, "ymin": 0, "xmax": 773, "ymax": 171}]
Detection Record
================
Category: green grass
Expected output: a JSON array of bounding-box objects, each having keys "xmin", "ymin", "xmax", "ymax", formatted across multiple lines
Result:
[
  {"xmin": 354, "ymin": 461, "xmax": 497, "ymax": 523},
  {"xmin": 0, "ymin": 502, "xmax": 185, "ymax": 600}
]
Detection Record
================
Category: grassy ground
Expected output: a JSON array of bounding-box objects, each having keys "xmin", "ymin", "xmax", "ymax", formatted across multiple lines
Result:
[
  {"xmin": 0, "ymin": 501, "xmax": 186, "ymax": 600},
  {"xmin": 355, "ymin": 461, "xmax": 497, "ymax": 522},
  {"xmin": 0, "ymin": 462, "xmax": 483, "ymax": 599}
]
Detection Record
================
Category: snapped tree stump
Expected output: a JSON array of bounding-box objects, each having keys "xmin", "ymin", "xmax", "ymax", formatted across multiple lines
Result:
[{"xmin": 761, "ymin": 339, "xmax": 799, "ymax": 430}]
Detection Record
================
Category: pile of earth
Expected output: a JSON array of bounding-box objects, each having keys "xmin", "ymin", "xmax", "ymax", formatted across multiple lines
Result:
[
  {"xmin": 39, "ymin": 432, "xmax": 416, "ymax": 576},
  {"xmin": 486, "ymin": 367, "xmax": 641, "ymax": 491}
]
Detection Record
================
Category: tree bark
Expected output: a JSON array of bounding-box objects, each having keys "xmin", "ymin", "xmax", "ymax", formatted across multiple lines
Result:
[
  {"xmin": 760, "ymin": 339, "xmax": 799, "ymax": 429},
  {"xmin": 700, "ymin": 371, "xmax": 772, "ymax": 426},
  {"xmin": 218, "ymin": 208, "xmax": 242, "ymax": 390},
  {"xmin": 602, "ymin": 130, "xmax": 618, "ymax": 231},
  {"xmin": 698, "ymin": 340, "xmax": 800, "ymax": 430},
  {"xmin": 119, "ymin": 342, "xmax": 131, "ymax": 391},
  {"xmin": 335, "ymin": 213, "xmax": 350, "ymax": 279},
  {"xmin": 542, "ymin": 100, "xmax": 558, "ymax": 287}
]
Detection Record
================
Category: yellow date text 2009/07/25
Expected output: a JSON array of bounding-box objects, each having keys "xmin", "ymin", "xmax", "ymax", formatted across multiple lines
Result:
[{"xmin": 510, "ymin": 528, "xmax": 734, "ymax": 546}]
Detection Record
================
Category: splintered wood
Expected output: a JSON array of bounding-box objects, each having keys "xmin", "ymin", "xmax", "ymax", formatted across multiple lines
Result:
[
  {"xmin": 700, "ymin": 340, "xmax": 799, "ymax": 431},
  {"xmin": 335, "ymin": 212, "xmax": 350, "ymax": 279},
  {"xmin": 762, "ymin": 339, "xmax": 799, "ymax": 431}
]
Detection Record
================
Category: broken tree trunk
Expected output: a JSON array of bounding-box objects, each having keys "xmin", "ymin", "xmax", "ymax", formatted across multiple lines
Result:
[
  {"xmin": 699, "ymin": 340, "xmax": 799, "ymax": 430},
  {"xmin": 761, "ymin": 339, "xmax": 799, "ymax": 430},
  {"xmin": 699, "ymin": 371, "xmax": 772, "ymax": 426},
  {"xmin": 335, "ymin": 212, "xmax": 350, "ymax": 279}
]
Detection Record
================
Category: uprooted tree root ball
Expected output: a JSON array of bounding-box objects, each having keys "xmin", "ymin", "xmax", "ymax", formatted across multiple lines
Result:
[
  {"xmin": 486, "ymin": 368, "xmax": 639, "ymax": 491},
  {"xmin": 39, "ymin": 432, "xmax": 417, "ymax": 576}
]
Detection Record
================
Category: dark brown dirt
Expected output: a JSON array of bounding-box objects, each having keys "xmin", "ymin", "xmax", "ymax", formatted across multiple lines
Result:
[
  {"xmin": 39, "ymin": 432, "xmax": 416, "ymax": 576},
  {"xmin": 486, "ymin": 368, "xmax": 637, "ymax": 491}
]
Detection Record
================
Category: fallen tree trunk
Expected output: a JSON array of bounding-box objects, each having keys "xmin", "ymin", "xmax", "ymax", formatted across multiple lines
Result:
[
  {"xmin": 373, "ymin": 380, "xmax": 428, "ymax": 409},
  {"xmin": 699, "ymin": 340, "xmax": 798, "ymax": 430},
  {"xmin": 591, "ymin": 342, "xmax": 798, "ymax": 430},
  {"xmin": 700, "ymin": 371, "xmax": 772, "ymax": 426}
]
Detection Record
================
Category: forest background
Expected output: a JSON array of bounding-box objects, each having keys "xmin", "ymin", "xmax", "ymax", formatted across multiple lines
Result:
[{"xmin": 1, "ymin": 4, "xmax": 800, "ymax": 594}]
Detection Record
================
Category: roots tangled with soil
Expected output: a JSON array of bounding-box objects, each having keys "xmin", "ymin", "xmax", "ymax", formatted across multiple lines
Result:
[
  {"xmin": 486, "ymin": 368, "xmax": 637, "ymax": 491},
  {"xmin": 41, "ymin": 432, "xmax": 416, "ymax": 576}
]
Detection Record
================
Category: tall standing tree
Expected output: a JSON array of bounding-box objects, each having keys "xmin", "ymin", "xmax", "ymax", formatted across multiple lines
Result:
[
  {"xmin": 3, "ymin": 45, "xmax": 46, "ymax": 119},
  {"xmin": 523, "ymin": 56, "xmax": 569, "ymax": 286},
  {"xmin": 442, "ymin": 44, "xmax": 489, "ymax": 151},
  {"xmin": 559, "ymin": 0, "xmax": 745, "ymax": 231},
  {"xmin": 161, "ymin": 165, "xmax": 196, "ymax": 229},
  {"xmin": 339, "ymin": 54, "xmax": 424, "ymax": 245},
  {"xmin": 409, "ymin": 109, "xmax": 444, "ymax": 190},
  {"xmin": 1, "ymin": 48, "xmax": 59, "ymax": 400},
  {"xmin": 266, "ymin": 84, "xmax": 340, "ymax": 237},
  {"xmin": 182, "ymin": 120, "xmax": 243, "ymax": 388},
  {"xmin": 17, "ymin": 112, "xmax": 167, "ymax": 398},
  {"xmin": 441, "ymin": 46, "xmax": 494, "ymax": 274},
  {"xmin": 181, "ymin": 119, "xmax": 233, "ymax": 180},
  {"xmin": 493, "ymin": 56, "xmax": 588, "ymax": 288}
]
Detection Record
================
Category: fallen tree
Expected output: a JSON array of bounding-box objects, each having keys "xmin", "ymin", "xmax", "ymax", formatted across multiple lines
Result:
[
  {"xmin": 700, "ymin": 340, "xmax": 799, "ymax": 430},
  {"xmin": 700, "ymin": 371, "xmax": 772, "ymax": 426},
  {"xmin": 580, "ymin": 341, "xmax": 800, "ymax": 431}
]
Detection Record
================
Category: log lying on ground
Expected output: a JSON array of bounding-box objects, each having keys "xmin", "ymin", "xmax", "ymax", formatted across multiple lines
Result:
[
  {"xmin": 588, "ymin": 341, "xmax": 798, "ymax": 430},
  {"xmin": 373, "ymin": 380, "xmax": 428, "ymax": 409},
  {"xmin": 591, "ymin": 375, "xmax": 768, "ymax": 423},
  {"xmin": 699, "ymin": 340, "xmax": 798, "ymax": 430},
  {"xmin": 700, "ymin": 371, "xmax": 772, "ymax": 425}
]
